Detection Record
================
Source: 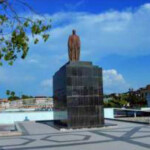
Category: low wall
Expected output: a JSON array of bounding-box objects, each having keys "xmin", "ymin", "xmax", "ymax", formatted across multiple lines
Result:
[
  {"xmin": 0, "ymin": 112, "xmax": 54, "ymax": 124},
  {"xmin": 0, "ymin": 109, "xmax": 114, "ymax": 125},
  {"xmin": 0, "ymin": 111, "xmax": 68, "ymax": 125},
  {"xmin": 104, "ymin": 108, "xmax": 114, "ymax": 119}
]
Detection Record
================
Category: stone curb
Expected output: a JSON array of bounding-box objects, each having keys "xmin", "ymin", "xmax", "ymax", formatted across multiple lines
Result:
[
  {"xmin": 15, "ymin": 121, "xmax": 30, "ymax": 135},
  {"xmin": 105, "ymin": 118, "xmax": 150, "ymax": 125},
  {"xmin": 0, "ymin": 122, "xmax": 23, "ymax": 137},
  {"xmin": 15, "ymin": 122, "xmax": 23, "ymax": 133},
  {"xmin": 0, "ymin": 131, "xmax": 22, "ymax": 137}
]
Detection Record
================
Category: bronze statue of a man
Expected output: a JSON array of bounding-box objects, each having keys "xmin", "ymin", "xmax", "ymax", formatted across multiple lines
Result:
[{"xmin": 68, "ymin": 30, "xmax": 80, "ymax": 61}]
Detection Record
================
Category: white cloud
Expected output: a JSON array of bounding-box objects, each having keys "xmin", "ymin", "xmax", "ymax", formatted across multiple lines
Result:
[
  {"xmin": 0, "ymin": 68, "xmax": 35, "ymax": 85},
  {"xmin": 45, "ymin": 3, "xmax": 150, "ymax": 60},
  {"xmin": 103, "ymin": 69, "xmax": 129, "ymax": 93},
  {"xmin": 19, "ymin": 3, "xmax": 150, "ymax": 75},
  {"xmin": 64, "ymin": 0, "xmax": 85, "ymax": 11},
  {"xmin": 27, "ymin": 58, "xmax": 39, "ymax": 64},
  {"xmin": 41, "ymin": 79, "xmax": 52, "ymax": 88},
  {"xmin": 0, "ymin": 69, "xmax": 8, "ymax": 83},
  {"xmin": 24, "ymin": 3, "xmax": 150, "ymax": 65},
  {"xmin": 2, "ymin": 3, "xmax": 150, "ymax": 96}
]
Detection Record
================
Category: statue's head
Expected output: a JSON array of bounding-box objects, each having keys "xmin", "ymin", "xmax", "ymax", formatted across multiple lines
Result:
[{"xmin": 72, "ymin": 29, "xmax": 76, "ymax": 35}]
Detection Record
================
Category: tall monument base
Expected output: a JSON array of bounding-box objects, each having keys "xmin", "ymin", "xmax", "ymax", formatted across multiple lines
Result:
[{"xmin": 53, "ymin": 61, "xmax": 104, "ymax": 129}]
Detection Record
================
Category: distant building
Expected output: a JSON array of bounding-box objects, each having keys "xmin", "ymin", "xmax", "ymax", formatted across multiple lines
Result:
[
  {"xmin": 10, "ymin": 100, "xmax": 23, "ymax": 108},
  {"xmin": 0, "ymin": 99, "xmax": 10, "ymax": 109},
  {"xmin": 140, "ymin": 85, "xmax": 150, "ymax": 99},
  {"xmin": 147, "ymin": 93, "xmax": 150, "ymax": 107},
  {"xmin": 35, "ymin": 96, "xmax": 53, "ymax": 107},
  {"xmin": 35, "ymin": 96, "xmax": 47, "ymax": 105},
  {"xmin": 134, "ymin": 84, "xmax": 150, "ymax": 107}
]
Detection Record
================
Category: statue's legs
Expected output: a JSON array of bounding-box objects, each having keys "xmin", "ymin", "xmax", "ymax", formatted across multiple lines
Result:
[
  {"xmin": 72, "ymin": 48, "xmax": 76, "ymax": 61},
  {"xmin": 76, "ymin": 48, "xmax": 80, "ymax": 61},
  {"xmin": 69, "ymin": 47, "xmax": 80, "ymax": 61},
  {"xmin": 75, "ymin": 48, "xmax": 80, "ymax": 61},
  {"xmin": 68, "ymin": 49, "xmax": 72, "ymax": 61}
]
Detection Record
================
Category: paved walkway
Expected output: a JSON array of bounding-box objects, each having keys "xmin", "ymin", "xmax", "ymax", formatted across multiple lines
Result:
[{"xmin": 0, "ymin": 120, "xmax": 150, "ymax": 150}]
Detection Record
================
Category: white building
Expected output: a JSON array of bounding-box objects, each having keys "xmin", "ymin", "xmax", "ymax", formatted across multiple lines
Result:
[
  {"xmin": 0, "ymin": 99, "xmax": 10, "ymax": 109},
  {"xmin": 35, "ymin": 96, "xmax": 47, "ymax": 105},
  {"xmin": 10, "ymin": 100, "xmax": 23, "ymax": 108},
  {"xmin": 35, "ymin": 96, "xmax": 53, "ymax": 107}
]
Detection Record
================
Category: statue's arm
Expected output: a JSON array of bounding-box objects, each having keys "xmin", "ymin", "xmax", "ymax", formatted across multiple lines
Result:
[{"xmin": 78, "ymin": 36, "xmax": 81, "ymax": 49}]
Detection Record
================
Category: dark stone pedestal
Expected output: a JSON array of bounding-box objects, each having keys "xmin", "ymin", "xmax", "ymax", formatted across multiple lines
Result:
[{"xmin": 53, "ymin": 61, "xmax": 104, "ymax": 129}]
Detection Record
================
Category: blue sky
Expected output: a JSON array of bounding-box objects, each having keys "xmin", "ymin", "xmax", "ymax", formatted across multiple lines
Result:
[{"xmin": 1, "ymin": 0, "xmax": 150, "ymax": 97}]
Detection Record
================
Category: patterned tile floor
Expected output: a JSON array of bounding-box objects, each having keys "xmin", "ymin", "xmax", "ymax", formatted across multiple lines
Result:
[{"xmin": 0, "ymin": 120, "xmax": 150, "ymax": 150}]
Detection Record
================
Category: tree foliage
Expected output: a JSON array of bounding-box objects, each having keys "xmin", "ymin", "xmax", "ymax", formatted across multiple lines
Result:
[
  {"xmin": 104, "ymin": 98, "xmax": 128, "ymax": 108},
  {"xmin": 0, "ymin": 0, "xmax": 51, "ymax": 66},
  {"xmin": 128, "ymin": 90, "xmax": 147, "ymax": 108},
  {"xmin": 104, "ymin": 91, "xmax": 147, "ymax": 108},
  {"xmin": 6, "ymin": 90, "xmax": 34, "ymax": 100},
  {"xmin": 6, "ymin": 90, "xmax": 20, "ymax": 100},
  {"xmin": 21, "ymin": 94, "xmax": 33, "ymax": 99}
]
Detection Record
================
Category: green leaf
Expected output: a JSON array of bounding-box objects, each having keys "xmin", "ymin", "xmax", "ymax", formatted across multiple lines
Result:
[
  {"xmin": 6, "ymin": 90, "xmax": 10, "ymax": 95},
  {"xmin": 34, "ymin": 38, "xmax": 39, "ymax": 44},
  {"xmin": 42, "ymin": 34, "xmax": 49, "ymax": 42},
  {"xmin": 8, "ymin": 61, "xmax": 13, "ymax": 66},
  {"xmin": 24, "ymin": 21, "xmax": 29, "ymax": 27},
  {"xmin": 0, "ymin": 4, "xmax": 51, "ymax": 66}
]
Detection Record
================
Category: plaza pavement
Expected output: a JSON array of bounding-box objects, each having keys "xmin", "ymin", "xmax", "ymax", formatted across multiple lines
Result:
[{"xmin": 0, "ymin": 120, "xmax": 150, "ymax": 150}]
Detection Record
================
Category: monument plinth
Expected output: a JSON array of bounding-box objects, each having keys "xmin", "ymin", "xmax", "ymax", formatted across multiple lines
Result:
[
  {"xmin": 53, "ymin": 30, "xmax": 104, "ymax": 129},
  {"xmin": 53, "ymin": 61, "xmax": 104, "ymax": 129}
]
